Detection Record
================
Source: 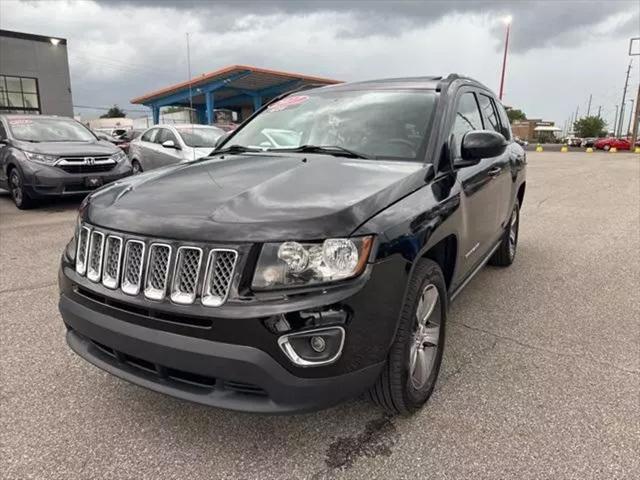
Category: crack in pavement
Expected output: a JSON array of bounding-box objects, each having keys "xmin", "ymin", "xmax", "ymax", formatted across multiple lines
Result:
[
  {"xmin": 0, "ymin": 282, "xmax": 57, "ymax": 295},
  {"xmin": 449, "ymin": 320, "xmax": 640, "ymax": 376}
]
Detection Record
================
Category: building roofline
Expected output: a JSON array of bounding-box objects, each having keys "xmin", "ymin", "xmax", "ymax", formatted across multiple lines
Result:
[
  {"xmin": 0, "ymin": 29, "xmax": 67, "ymax": 45},
  {"xmin": 130, "ymin": 64, "xmax": 341, "ymax": 104}
]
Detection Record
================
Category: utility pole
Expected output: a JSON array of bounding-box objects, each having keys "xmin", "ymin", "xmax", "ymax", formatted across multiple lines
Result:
[
  {"xmin": 597, "ymin": 105, "xmax": 601, "ymax": 118},
  {"xmin": 617, "ymin": 60, "xmax": 632, "ymax": 136},
  {"xmin": 613, "ymin": 105, "xmax": 619, "ymax": 136},
  {"xmin": 586, "ymin": 94, "xmax": 592, "ymax": 116},
  {"xmin": 632, "ymin": 84, "xmax": 640, "ymax": 147},
  {"xmin": 627, "ymin": 99, "xmax": 635, "ymax": 137},
  {"xmin": 498, "ymin": 17, "xmax": 512, "ymax": 101}
]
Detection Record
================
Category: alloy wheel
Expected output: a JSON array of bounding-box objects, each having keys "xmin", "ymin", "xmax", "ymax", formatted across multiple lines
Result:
[
  {"xmin": 409, "ymin": 283, "xmax": 441, "ymax": 390},
  {"xmin": 508, "ymin": 206, "xmax": 519, "ymax": 260},
  {"xmin": 10, "ymin": 171, "xmax": 23, "ymax": 205}
]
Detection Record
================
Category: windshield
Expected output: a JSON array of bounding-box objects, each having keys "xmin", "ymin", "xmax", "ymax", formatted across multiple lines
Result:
[
  {"xmin": 7, "ymin": 117, "xmax": 96, "ymax": 142},
  {"xmin": 177, "ymin": 127, "xmax": 224, "ymax": 148},
  {"xmin": 228, "ymin": 89, "xmax": 438, "ymax": 160}
]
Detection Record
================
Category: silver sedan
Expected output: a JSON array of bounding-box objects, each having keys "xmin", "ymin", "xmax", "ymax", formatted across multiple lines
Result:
[{"xmin": 128, "ymin": 124, "xmax": 225, "ymax": 173}]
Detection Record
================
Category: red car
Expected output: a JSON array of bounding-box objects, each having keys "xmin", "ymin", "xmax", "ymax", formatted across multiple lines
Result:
[{"xmin": 594, "ymin": 137, "xmax": 630, "ymax": 151}]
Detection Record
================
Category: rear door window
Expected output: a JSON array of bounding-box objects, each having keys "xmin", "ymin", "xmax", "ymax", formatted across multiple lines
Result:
[
  {"xmin": 494, "ymin": 102, "xmax": 512, "ymax": 140},
  {"xmin": 477, "ymin": 94, "xmax": 501, "ymax": 134}
]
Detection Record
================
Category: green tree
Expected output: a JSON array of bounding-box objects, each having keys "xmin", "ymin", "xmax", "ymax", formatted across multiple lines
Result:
[
  {"xmin": 100, "ymin": 105, "xmax": 126, "ymax": 118},
  {"xmin": 506, "ymin": 108, "xmax": 526, "ymax": 123},
  {"xmin": 573, "ymin": 116, "xmax": 606, "ymax": 138}
]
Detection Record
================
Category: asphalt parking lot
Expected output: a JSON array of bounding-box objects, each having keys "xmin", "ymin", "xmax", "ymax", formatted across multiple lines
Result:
[{"xmin": 1, "ymin": 151, "xmax": 639, "ymax": 480}]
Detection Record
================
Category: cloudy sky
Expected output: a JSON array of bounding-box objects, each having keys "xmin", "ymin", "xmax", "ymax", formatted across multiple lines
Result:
[{"xmin": 2, "ymin": 0, "xmax": 639, "ymax": 129}]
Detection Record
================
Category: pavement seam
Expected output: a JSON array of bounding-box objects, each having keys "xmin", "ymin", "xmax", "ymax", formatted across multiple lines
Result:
[{"xmin": 449, "ymin": 320, "xmax": 640, "ymax": 376}]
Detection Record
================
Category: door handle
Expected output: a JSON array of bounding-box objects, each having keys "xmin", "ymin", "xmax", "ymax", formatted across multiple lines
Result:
[{"xmin": 488, "ymin": 167, "xmax": 501, "ymax": 177}]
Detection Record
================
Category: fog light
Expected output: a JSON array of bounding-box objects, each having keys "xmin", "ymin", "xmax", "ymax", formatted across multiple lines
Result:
[
  {"xmin": 278, "ymin": 326, "xmax": 345, "ymax": 367},
  {"xmin": 310, "ymin": 336, "xmax": 326, "ymax": 353}
]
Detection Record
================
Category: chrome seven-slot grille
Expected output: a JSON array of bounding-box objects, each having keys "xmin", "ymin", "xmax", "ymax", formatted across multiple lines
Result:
[{"xmin": 75, "ymin": 225, "xmax": 238, "ymax": 307}]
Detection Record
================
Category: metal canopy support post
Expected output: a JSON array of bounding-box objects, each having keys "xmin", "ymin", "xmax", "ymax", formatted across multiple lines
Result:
[
  {"xmin": 252, "ymin": 95, "xmax": 262, "ymax": 111},
  {"xmin": 152, "ymin": 106, "xmax": 160, "ymax": 125},
  {"xmin": 205, "ymin": 90, "xmax": 214, "ymax": 125}
]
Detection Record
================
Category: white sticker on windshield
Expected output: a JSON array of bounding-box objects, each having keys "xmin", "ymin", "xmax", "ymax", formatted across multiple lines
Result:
[
  {"xmin": 267, "ymin": 95, "xmax": 309, "ymax": 112},
  {"xmin": 9, "ymin": 119, "xmax": 33, "ymax": 125}
]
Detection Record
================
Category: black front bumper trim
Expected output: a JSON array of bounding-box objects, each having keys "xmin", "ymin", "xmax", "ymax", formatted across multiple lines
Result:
[{"xmin": 60, "ymin": 294, "xmax": 383, "ymax": 414}]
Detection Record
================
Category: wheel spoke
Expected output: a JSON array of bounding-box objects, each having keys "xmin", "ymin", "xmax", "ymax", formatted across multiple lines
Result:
[
  {"xmin": 421, "ymin": 325, "xmax": 440, "ymax": 346},
  {"xmin": 416, "ymin": 284, "xmax": 438, "ymax": 325}
]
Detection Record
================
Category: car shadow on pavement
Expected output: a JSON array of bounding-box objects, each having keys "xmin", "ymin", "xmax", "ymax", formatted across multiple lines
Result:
[{"xmin": 0, "ymin": 189, "xmax": 84, "ymax": 213}]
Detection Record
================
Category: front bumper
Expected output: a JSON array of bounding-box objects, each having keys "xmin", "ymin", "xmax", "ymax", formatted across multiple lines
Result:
[
  {"xmin": 58, "ymin": 254, "xmax": 409, "ymax": 413},
  {"xmin": 21, "ymin": 161, "xmax": 132, "ymax": 197}
]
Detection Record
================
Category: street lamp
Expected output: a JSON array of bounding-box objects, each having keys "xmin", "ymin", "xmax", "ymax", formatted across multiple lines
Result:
[{"xmin": 498, "ymin": 15, "xmax": 512, "ymax": 101}]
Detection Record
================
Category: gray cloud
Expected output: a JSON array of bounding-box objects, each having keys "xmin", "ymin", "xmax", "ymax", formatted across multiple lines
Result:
[{"xmin": 96, "ymin": 0, "xmax": 639, "ymax": 52}]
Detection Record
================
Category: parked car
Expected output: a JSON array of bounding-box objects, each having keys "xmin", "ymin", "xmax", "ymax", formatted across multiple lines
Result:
[
  {"xmin": 514, "ymin": 136, "xmax": 528, "ymax": 147},
  {"xmin": 565, "ymin": 136, "xmax": 582, "ymax": 147},
  {"xmin": 58, "ymin": 74, "xmax": 526, "ymax": 414},
  {"xmin": 581, "ymin": 137, "xmax": 597, "ymax": 148},
  {"xmin": 0, "ymin": 115, "xmax": 132, "ymax": 209},
  {"xmin": 128, "ymin": 124, "xmax": 225, "ymax": 173},
  {"xmin": 594, "ymin": 137, "xmax": 630, "ymax": 151},
  {"xmin": 114, "ymin": 128, "xmax": 144, "ymax": 154}
]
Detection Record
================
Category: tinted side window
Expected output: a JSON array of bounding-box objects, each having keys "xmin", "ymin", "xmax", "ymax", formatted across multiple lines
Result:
[
  {"xmin": 478, "ymin": 94, "xmax": 501, "ymax": 133},
  {"xmin": 141, "ymin": 128, "xmax": 157, "ymax": 142},
  {"xmin": 451, "ymin": 92, "xmax": 484, "ymax": 156},
  {"xmin": 156, "ymin": 128, "xmax": 178, "ymax": 144},
  {"xmin": 495, "ymin": 102, "xmax": 512, "ymax": 140},
  {"xmin": 0, "ymin": 121, "xmax": 7, "ymax": 140}
]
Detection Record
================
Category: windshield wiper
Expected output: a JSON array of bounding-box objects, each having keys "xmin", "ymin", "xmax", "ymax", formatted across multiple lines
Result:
[
  {"xmin": 212, "ymin": 144, "xmax": 260, "ymax": 155},
  {"xmin": 273, "ymin": 145, "xmax": 371, "ymax": 159}
]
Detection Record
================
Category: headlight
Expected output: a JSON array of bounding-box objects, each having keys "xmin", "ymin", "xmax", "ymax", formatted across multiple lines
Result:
[
  {"xmin": 252, "ymin": 236, "xmax": 374, "ymax": 289},
  {"xmin": 111, "ymin": 150, "xmax": 128, "ymax": 163},
  {"xmin": 24, "ymin": 151, "xmax": 58, "ymax": 164}
]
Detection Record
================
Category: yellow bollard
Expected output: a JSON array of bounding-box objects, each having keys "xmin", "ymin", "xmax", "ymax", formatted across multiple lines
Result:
[
  {"xmin": 635, "ymin": 146, "xmax": 640, "ymax": 154},
  {"xmin": 610, "ymin": 147, "xmax": 617, "ymax": 153},
  {"xmin": 560, "ymin": 145, "xmax": 568, "ymax": 152},
  {"xmin": 535, "ymin": 144, "xmax": 543, "ymax": 152},
  {"xmin": 586, "ymin": 147, "xmax": 593, "ymax": 153}
]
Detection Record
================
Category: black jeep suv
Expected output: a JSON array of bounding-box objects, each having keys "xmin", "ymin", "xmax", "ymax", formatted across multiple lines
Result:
[
  {"xmin": 58, "ymin": 75, "xmax": 526, "ymax": 414},
  {"xmin": 0, "ymin": 115, "xmax": 132, "ymax": 209}
]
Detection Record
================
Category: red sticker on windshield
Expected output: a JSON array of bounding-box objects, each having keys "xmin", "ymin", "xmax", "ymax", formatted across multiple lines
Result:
[
  {"xmin": 267, "ymin": 95, "xmax": 309, "ymax": 112},
  {"xmin": 9, "ymin": 119, "xmax": 33, "ymax": 125}
]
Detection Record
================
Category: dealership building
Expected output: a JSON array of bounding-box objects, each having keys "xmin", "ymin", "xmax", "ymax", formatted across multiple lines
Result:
[{"xmin": 0, "ymin": 29, "xmax": 73, "ymax": 117}]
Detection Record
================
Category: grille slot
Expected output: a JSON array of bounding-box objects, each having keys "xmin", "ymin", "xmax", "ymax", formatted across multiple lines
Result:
[
  {"xmin": 75, "ymin": 226, "xmax": 91, "ymax": 275},
  {"xmin": 121, "ymin": 240, "xmax": 145, "ymax": 295},
  {"xmin": 202, "ymin": 249, "xmax": 238, "ymax": 307},
  {"xmin": 86, "ymin": 231, "xmax": 105, "ymax": 282},
  {"xmin": 144, "ymin": 243, "xmax": 172, "ymax": 300},
  {"xmin": 101, "ymin": 236, "xmax": 123, "ymax": 289},
  {"xmin": 74, "ymin": 224, "xmax": 239, "ymax": 307},
  {"xmin": 171, "ymin": 247, "xmax": 203, "ymax": 304}
]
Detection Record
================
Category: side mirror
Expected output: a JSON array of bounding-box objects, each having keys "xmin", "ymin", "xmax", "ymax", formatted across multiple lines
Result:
[
  {"xmin": 214, "ymin": 133, "xmax": 229, "ymax": 150},
  {"xmin": 457, "ymin": 130, "xmax": 507, "ymax": 166},
  {"xmin": 162, "ymin": 139, "xmax": 179, "ymax": 149}
]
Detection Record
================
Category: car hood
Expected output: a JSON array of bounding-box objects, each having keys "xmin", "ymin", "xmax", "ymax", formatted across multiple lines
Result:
[
  {"xmin": 16, "ymin": 140, "xmax": 119, "ymax": 157},
  {"xmin": 85, "ymin": 153, "xmax": 429, "ymax": 242}
]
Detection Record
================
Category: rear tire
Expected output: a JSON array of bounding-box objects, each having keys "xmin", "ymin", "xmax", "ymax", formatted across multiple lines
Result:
[
  {"xmin": 368, "ymin": 259, "xmax": 447, "ymax": 415},
  {"xmin": 603, "ymin": 145, "xmax": 610, "ymax": 151},
  {"xmin": 9, "ymin": 168, "xmax": 34, "ymax": 210},
  {"xmin": 489, "ymin": 200, "xmax": 520, "ymax": 267}
]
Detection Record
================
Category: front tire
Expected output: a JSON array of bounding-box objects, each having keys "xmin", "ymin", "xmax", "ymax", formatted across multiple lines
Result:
[
  {"xmin": 9, "ymin": 168, "xmax": 34, "ymax": 209},
  {"xmin": 368, "ymin": 259, "xmax": 447, "ymax": 415},
  {"xmin": 489, "ymin": 200, "xmax": 520, "ymax": 267},
  {"xmin": 131, "ymin": 159, "xmax": 143, "ymax": 174}
]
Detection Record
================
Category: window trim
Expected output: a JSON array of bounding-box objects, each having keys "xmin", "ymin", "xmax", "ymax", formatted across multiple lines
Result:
[
  {"xmin": 0, "ymin": 74, "xmax": 41, "ymax": 114},
  {"xmin": 477, "ymin": 93, "xmax": 502, "ymax": 134}
]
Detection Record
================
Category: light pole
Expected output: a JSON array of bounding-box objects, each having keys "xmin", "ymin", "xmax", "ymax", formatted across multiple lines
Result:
[{"xmin": 498, "ymin": 15, "xmax": 512, "ymax": 101}]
